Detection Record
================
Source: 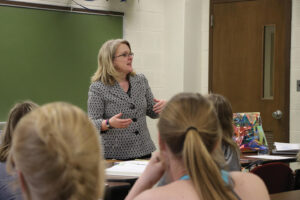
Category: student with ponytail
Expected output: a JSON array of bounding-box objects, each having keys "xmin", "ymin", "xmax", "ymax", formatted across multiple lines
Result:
[
  {"xmin": 7, "ymin": 102, "xmax": 105, "ymax": 200},
  {"xmin": 126, "ymin": 92, "xmax": 269, "ymax": 200}
]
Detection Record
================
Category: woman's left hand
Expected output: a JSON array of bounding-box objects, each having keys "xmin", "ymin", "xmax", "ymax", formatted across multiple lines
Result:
[{"xmin": 153, "ymin": 98, "xmax": 166, "ymax": 114}]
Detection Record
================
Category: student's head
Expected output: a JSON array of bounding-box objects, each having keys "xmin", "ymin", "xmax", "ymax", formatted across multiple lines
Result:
[
  {"xmin": 158, "ymin": 93, "xmax": 237, "ymax": 200},
  {"xmin": 0, "ymin": 101, "xmax": 38, "ymax": 162},
  {"xmin": 7, "ymin": 102, "xmax": 104, "ymax": 200},
  {"xmin": 91, "ymin": 39, "xmax": 135, "ymax": 85},
  {"xmin": 206, "ymin": 94, "xmax": 238, "ymax": 149}
]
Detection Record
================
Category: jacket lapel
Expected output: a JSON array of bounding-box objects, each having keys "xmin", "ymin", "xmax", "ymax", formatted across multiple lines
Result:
[
  {"xmin": 129, "ymin": 75, "xmax": 142, "ymax": 101},
  {"xmin": 108, "ymin": 79, "xmax": 133, "ymax": 103}
]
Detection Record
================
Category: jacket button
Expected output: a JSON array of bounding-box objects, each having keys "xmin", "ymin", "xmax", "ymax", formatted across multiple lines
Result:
[
  {"xmin": 132, "ymin": 118, "xmax": 137, "ymax": 122},
  {"xmin": 134, "ymin": 130, "xmax": 139, "ymax": 135},
  {"xmin": 130, "ymin": 104, "xmax": 135, "ymax": 109}
]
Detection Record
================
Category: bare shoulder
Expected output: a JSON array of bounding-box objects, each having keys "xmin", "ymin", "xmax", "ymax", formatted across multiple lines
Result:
[
  {"xmin": 133, "ymin": 185, "xmax": 171, "ymax": 200},
  {"xmin": 133, "ymin": 181, "xmax": 197, "ymax": 200},
  {"xmin": 230, "ymin": 171, "xmax": 270, "ymax": 200}
]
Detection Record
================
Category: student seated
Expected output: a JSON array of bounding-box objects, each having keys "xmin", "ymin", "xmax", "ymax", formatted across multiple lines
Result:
[
  {"xmin": 0, "ymin": 101, "xmax": 38, "ymax": 200},
  {"xmin": 6, "ymin": 102, "xmax": 105, "ymax": 200},
  {"xmin": 126, "ymin": 92, "xmax": 269, "ymax": 200},
  {"xmin": 207, "ymin": 93, "xmax": 241, "ymax": 171}
]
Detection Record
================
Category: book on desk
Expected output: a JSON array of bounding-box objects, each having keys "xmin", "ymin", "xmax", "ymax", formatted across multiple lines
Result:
[
  {"xmin": 106, "ymin": 160, "xmax": 149, "ymax": 177},
  {"xmin": 272, "ymin": 142, "xmax": 300, "ymax": 155}
]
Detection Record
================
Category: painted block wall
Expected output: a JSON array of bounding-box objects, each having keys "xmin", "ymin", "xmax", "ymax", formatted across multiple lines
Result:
[{"xmin": 291, "ymin": 0, "xmax": 300, "ymax": 145}]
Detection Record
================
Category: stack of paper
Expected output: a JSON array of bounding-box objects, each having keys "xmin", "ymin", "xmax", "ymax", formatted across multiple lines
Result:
[
  {"xmin": 106, "ymin": 160, "xmax": 149, "ymax": 177},
  {"xmin": 272, "ymin": 142, "xmax": 300, "ymax": 155},
  {"xmin": 245, "ymin": 154, "xmax": 296, "ymax": 160}
]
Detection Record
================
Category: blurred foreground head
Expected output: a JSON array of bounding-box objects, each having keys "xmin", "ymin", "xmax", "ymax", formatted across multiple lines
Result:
[{"xmin": 8, "ymin": 102, "xmax": 104, "ymax": 200}]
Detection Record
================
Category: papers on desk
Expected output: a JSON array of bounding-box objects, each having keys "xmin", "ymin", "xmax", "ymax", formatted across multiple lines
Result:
[
  {"xmin": 274, "ymin": 142, "xmax": 300, "ymax": 151},
  {"xmin": 106, "ymin": 160, "xmax": 149, "ymax": 177},
  {"xmin": 245, "ymin": 155, "xmax": 295, "ymax": 160},
  {"xmin": 272, "ymin": 142, "xmax": 300, "ymax": 155}
]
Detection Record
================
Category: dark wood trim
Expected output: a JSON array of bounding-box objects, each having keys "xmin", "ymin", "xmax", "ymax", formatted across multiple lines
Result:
[
  {"xmin": 0, "ymin": 0, "xmax": 124, "ymax": 16},
  {"xmin": 208, "ymin": 0, "xmax": 213, "ymax": 93},
  {"xmin": 283, "ymin": 0, "xmax": 292, "ymax": 142},
  {"xmin": 212, "ymin": 0, "xmax": 255, "ymax": 3}
]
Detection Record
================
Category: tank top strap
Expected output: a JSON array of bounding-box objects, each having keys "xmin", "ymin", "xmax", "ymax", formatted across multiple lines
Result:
[
  {"xmin": 179, "ymin": 171, "xmax": 229, "ymax": 182},
  {"xmin": 221, "ymin": 170, "xmax": 230, "ymax": 184},
  {"xmin": 179, "ymin": 174, "xmax": 190, "ymax": 180}
]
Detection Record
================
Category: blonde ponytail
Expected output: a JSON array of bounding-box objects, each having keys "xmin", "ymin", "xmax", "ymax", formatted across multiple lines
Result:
[
  {"xmin": 183, "ymin": 129, "xmax": 237, "ymax": 200},
  {"xmin": 158, "ymin": 93, "xmax": 238, "ymax": 200}
]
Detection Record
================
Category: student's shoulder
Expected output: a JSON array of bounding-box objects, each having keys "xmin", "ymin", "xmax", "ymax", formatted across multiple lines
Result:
[
  {"xmin": 230, "ymin": 171, "xmax": 270, "ymax": 200},
  {"xmin": 133, "ymin": 187, "xmax": 164, "ymax": 200},
  {"xmin": 133, "ymin": 183, "xmax": 180, "ymax": 200},
  {"xmin": 134, "ymin": 181, "xmax": 196, "ymax": 200}
]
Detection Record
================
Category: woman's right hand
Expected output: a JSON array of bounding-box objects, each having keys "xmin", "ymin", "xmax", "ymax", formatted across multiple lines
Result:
[
  {"xmin": 139, "ymin": 152, "xmax": 165, "ymax": 185},
  {"xmin": 125, "ymin": 152, "xmax": 165, "ymax": 200},
  {"xmin": 109, "ymin": 113, "xmax": 132, "ymax": 128}
]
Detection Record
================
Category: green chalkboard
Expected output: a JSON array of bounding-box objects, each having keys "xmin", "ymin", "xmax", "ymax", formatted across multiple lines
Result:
[{"xmin": 0, "ymin": 5, "xmax": 123, "ymax": 121}]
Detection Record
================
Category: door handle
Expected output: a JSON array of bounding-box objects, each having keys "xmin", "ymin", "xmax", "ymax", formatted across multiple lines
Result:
[{"xmin": 272, "ymin": 110, "xmax": 283, "ymax": 119}]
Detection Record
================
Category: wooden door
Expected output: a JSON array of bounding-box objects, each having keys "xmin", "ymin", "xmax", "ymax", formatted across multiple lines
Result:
[{"xmin": 209, "ymin": 0, "xmax": 291, "ymax": 147}]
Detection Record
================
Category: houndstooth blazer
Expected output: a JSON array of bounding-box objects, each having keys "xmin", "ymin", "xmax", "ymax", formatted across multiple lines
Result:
[{"xmin": 88, "ymin": 73, "xmax": 158, "ymax": 160}]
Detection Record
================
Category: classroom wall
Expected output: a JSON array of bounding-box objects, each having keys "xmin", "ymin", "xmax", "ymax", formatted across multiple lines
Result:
[
  {"xmin": 10, "ymin": 0, "xmax": 300, "ymax": 148},
  {"xmin": 290, "ymin": 0, "xmax": 300, "ymax": 144}
]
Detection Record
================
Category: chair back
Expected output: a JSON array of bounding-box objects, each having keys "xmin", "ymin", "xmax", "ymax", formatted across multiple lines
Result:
[{"xmin": 250, "ymin": 162, "xmax": 294, "ymax": 194}]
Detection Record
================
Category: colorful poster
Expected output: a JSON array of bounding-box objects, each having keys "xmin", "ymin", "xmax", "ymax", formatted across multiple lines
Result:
[{"xmin": 233, "ymin": 112, "xmax": 268, "ymax": 152}]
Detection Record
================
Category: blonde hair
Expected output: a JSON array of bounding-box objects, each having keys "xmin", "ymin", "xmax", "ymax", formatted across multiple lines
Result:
[
  {"xmin": 91, "ymin": 39, "xmax": 135, "ymax": 85},
  {"xmin": 7, "ymin": 102, "xmax": 105, "ymax": 200},
  {"xmin": 158, "ymin": 93, "xmax": 237, "ymax": 200},
  {"xmin": 207, "ymin": 94, "xmax": 240, "ymax": 155},
  {"xmin": 0, "ymin": 101, "xmax": 38, "ymax": 162}
]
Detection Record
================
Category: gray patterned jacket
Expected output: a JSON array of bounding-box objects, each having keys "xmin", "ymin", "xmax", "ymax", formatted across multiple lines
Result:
[{"xmin": 88, "ymin": 73, "xmax": 158, "ymax": 159}]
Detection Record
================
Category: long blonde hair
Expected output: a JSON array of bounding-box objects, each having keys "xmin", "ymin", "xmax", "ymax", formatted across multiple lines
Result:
[
  {"xmin": 0, "ymin": 101, "xmax": 38, "ymax": 162},
  {"xmin": 207, "ymin": 94, "xmax": 240, "ymax": 155},
  {"xmin": 158, "ymin": 93, "xmax": 238, "ymax": 200},
  {"xmin": 7, "ymin": 102, "xmax": 105, "ymax": 200},
  {"xmin": 91, "ymin": 39, "xmax": 135, "ymax": 85}
]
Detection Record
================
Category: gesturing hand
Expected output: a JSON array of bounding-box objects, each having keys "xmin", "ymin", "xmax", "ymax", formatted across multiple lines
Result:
[
  {"xmin": 109, "ymin": 113, "xmax": 132, "ymax": 128},
  {"xmin": 153, "ymin": 98, "xmax": 167, "ymax": 114}
]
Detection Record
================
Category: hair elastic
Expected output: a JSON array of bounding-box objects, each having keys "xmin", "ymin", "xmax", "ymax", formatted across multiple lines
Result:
[{"xmin": 185, "ymin": 126, "xmax": 199, "ymax": 134}]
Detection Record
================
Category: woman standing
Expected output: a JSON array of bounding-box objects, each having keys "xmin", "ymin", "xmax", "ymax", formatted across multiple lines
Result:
[{"xmin": 88, "ymin": 39, "xmax": 165, "ymax": 160}]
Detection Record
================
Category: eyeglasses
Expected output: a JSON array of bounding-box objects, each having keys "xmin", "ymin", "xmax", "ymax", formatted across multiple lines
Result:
[{"xmin": 114, "ymin": 52, "xmax": 134, "ymax": 59}]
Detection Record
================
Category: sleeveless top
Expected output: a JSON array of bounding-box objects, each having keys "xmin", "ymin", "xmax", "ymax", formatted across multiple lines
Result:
[{"xmin": 179, "ymin": 170, "xmax": 241, "ymax": 200}]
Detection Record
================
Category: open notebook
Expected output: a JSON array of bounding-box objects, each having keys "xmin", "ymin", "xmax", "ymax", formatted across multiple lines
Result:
[{"xmin": 106, "ymin": 160, "xmax": 149, "ymax": 177}]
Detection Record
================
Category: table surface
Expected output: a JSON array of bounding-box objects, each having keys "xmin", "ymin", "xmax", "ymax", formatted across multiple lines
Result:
[
  {"xmin": 270, "ymin": 189, "xmax": 300, "ymax": 200},
  {"xmin": 240, "ymin": 153, "xmax": 297, "ymax": 167}
]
